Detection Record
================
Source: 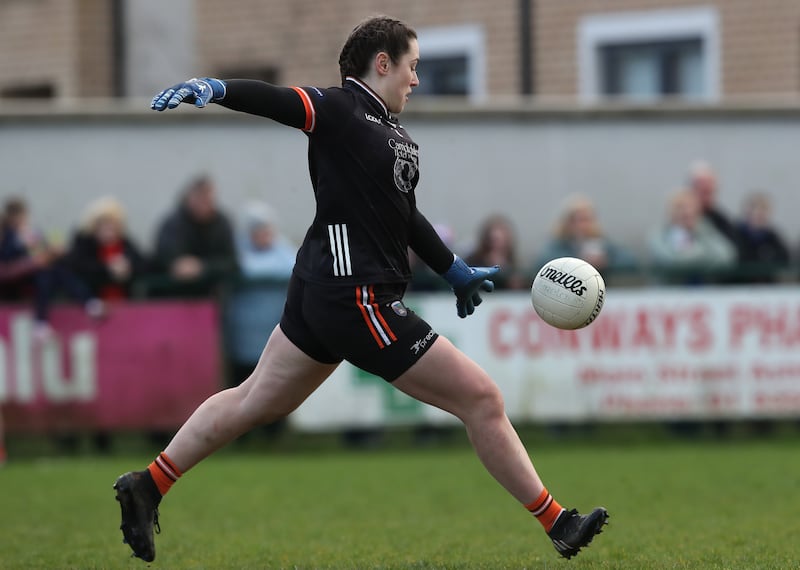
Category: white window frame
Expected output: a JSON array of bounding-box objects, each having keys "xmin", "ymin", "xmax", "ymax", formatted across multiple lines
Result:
[
  {"xmin": 578, "ymin": 7, "xmax": 720, "ymax": 103},
  {"xmin": 416, "ymin": 24, "xmax": 486, "ymax": 102}
]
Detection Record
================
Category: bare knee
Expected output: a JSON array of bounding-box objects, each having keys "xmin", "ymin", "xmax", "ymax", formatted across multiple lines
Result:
[
  {"xmin": 459, "ymin": 378, "xmax": 506, "ymax": 424},
  {"xmin": 236, "ymin": 385, "xmax": 299, "ymax": 428}
]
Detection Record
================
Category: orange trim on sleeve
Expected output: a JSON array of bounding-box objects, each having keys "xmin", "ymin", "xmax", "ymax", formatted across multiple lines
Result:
[{"xmin": 290, "ymin": 86, "xmax": 316, "ymax": 132}]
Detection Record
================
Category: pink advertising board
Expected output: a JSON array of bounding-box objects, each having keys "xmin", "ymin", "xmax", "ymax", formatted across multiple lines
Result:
[{"xmin": 0, "ymin": 302, "xmax": 221, "ymax": 433}]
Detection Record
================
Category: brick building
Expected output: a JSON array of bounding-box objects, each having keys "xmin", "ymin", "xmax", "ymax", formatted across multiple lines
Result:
[{"xmin": 1, "ymin": 0, "xmax": 799, "ymax": 102}]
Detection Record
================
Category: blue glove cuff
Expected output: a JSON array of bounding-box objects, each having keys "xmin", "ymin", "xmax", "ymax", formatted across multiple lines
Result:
[
  {"xmin": 442, "ymin": 255, "xmax": 474, "ymax": 289},
  {"xmin": 199, "ymin": 77, "xmax": 226, "ymax": 102}
]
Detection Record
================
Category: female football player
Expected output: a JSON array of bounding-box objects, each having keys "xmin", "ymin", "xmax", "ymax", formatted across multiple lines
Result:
[{"xmin": 114, "ymin": 16, "xmax": 608, "ymax": 563}]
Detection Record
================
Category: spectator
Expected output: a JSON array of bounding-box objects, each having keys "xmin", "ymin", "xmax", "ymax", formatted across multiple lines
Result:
[
  {"xmin": 465, "ymin": 214, "xmax": 524, "ymax": 290},
  {"xmin": 237, "ymin": 201, "xmax": 296, "ymax": 279},
  {"xmin": 733, "ymin": 192, "xmax": 790, "ymax": 283},
  {"xmin": 0, "ymin": 197, "xmax": 102, "ymax": 338},
  {"xmin": 68, "ymin": 196, "xmax": 147, "ymax": 300},
  {"xmin": 535, "ymin": 195, "xmax": 636, "ymax": 277},
  {"xmin": 688, "ymin": 160, "xmax": 739, "ymax": 248},
  {"xmin": 649, "ymin": 189, "xmax": 736, "ymax": 283},
  {"xmin": 154, "ymin": 175, "xmax": 237, "ymax": 295}
]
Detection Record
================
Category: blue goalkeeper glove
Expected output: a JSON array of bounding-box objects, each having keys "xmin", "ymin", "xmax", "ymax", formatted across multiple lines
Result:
[
  {"xmin": 150, "ymin": 77, "xmax": 227, "ymax": 111},
  {"xmin": 442, "ymin": 255, "xmax": 499, "ymax": 318}
]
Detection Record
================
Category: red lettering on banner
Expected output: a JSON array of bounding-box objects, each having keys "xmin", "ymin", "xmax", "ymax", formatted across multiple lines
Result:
[
  {"xmin": 729, "ymin": 304, "xmax": 800, "ymax": 349},
  {"xmin": 751, "ymin": 361, "xmax": 800, "ymax": 381},
  {"xmin": 630, "ymin": 310, "xmax": 657, "ymax": 349},
  {"xmin": 729, "ymin": 304, "xmax": 753, "ymax": 349},
  {"xmin": 590, "ymin": 312, "xmax": 623, "ymax": 350},
  {"xmin": 754, "ymin": 391, "xmax": 800, "ymax": 412},
  {"xmin": 658, "ymin": 363, "xmax": 737, "ymax": 383},
  {"xmin": 687, "ymin": 306, "xmax": 712, "ymax": 352},
  {"xmin": 489, "ymin": 308, "xmax": 582, "ymax": 357},
  {"xmin": 579, "ymin": 367, "xmax": 644, "ymax": 384},
  {"xmin": 489, "ymin": 309, "xmax": 514, "ymax": 357},
  {"xmin": 489, "ymin": 305, "xmax": 714, "ymax": 356},
  {"xmin": 706, "ymin": 393, "xmax": 739, "ymax": 411},
  {"xmin": 602, "ymin": 394, "xmax": 690, "ymax": 414}
]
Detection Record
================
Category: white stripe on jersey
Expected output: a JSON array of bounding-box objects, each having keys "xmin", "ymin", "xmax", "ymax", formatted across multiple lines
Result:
[
  {"xmin": 328, "ymin": 223, "xmax": 353, "ymax": 277},
  {"xmin": 340, "ymin": 224, "xmax": 352, "ymax": 276},
  {"xmin": 327, "ymin": 224, "xmax": 340, "ymax": 277},
  {"xmin": 360, "ymin": 286, "xmax": 391, "ymax": 346}
]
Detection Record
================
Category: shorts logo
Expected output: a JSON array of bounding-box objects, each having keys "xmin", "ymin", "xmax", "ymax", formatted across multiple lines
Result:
[
  {"xmin": 410, "ymin": 328, "xmax": 435, "ymax": 355},
  {"xmin": 390, "ymin": 300, "xmax": 408, "ymax": 317}
]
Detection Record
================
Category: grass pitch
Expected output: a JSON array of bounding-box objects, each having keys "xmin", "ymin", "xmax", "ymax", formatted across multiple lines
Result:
[{"xmin": 0, "ymin": 438, "xmax": 798, "ymax": 569}]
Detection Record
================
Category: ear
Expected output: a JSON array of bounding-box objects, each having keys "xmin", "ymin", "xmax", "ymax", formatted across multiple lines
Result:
[{"xmin": 374, "ymin": 51, "xmax": 391, "ymax": 76}]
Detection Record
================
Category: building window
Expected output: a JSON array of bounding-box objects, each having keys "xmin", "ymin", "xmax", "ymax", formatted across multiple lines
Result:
[
  {"xmin": 1, "ymin": 83, "xmax": 55, "ymax": 99},
  {"xmin": 578, "ymin": 7, "xmax": 719, "ymax": 103},
  {"xmin": 414, "ymin": 24, "xmax": 485, "ymax": 101}
]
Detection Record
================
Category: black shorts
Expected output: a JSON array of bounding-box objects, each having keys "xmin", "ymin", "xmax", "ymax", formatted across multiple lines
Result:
[{"xmin": 279, "ymin": 274, "xmax": 439, "ymax": 382}]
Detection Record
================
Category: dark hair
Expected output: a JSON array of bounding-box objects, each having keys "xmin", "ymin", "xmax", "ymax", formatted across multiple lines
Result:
[
  {"xmin": 338, "ymin": 16, "xmax": 417, "ymax": 83},
  {"xmin": 474, "ymin": 214, "xmax": 518, "ymax": 268},
  {"xmin": 2, "ymin": 197, "xmax": 27, "ymax": 230},
  {"xmin": 3, "ymin": 197, "xmax": 26, "ymax": 218}
]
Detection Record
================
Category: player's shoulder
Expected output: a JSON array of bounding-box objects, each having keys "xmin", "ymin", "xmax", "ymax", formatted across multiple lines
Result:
[{"xmin": 297, "ymin": 85, "xmax": 352, "ymax": 108}]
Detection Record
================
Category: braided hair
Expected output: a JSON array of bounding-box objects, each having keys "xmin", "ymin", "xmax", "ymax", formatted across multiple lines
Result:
[{"xmin": 338, "ymin": 16, "xmax": 417, "ymax": 84}]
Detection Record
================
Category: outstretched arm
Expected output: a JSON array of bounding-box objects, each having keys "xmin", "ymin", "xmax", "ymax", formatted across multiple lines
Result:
[
  {"xmin": 150, "ymin": 78, "xmax": 307, "ymax": 129},
  {"xmin": 409, "ymin": 208, "xmax": 499, "ymax": 318}
]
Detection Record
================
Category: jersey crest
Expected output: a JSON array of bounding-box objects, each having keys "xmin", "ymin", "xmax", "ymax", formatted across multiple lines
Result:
[{"xmin": 388, "ymin": 137, "xmax": 419, "ymax": 193}]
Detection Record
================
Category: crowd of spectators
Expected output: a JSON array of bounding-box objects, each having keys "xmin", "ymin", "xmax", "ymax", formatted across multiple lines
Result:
[
  {"xmin": 0, "ymin": 174, "xmax": 299, "ymax": 332},
  {"xmin": 0, "ymin": 159, "xmax": 795, "ymax": 321},
  {"xmin": 452, "ymin": 159, "xmax": 793, "ymax": 291}
]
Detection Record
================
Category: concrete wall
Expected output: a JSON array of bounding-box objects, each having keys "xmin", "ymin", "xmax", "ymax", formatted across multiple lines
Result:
[{"xmin": 2, "ymin": 105, "xmax": 800, "ymax": 266}]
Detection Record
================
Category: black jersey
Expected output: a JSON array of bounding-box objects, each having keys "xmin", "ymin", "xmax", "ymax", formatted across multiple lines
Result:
[{"xmin": 290, "ymin": 77, "xmax": 420, "ymax": 285}]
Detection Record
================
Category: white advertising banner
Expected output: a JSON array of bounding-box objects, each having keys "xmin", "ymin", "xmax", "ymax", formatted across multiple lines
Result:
[{"xmin": 290, "ymin": 287, "xmax": 800, "ymax": 431}]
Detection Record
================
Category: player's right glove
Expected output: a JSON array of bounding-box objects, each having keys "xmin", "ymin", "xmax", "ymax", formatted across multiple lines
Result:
[
  {"xmin": 441, "ymin": 255, "xmax": 499, "ymax": 318},
  {"xmin": 150, "ymin": 77, "xmax": 226, "ymax": 111}
]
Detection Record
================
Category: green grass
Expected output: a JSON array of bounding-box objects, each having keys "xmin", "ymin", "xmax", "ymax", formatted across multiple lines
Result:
[{"xmin": 1, "ymin": 439, "xmax": 798, "ymax": 569}]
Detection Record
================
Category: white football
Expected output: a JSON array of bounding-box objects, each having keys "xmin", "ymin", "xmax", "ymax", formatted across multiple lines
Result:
[{"xmin": 531, "ymin": 257, "xmax": 605, "ymax": 330}]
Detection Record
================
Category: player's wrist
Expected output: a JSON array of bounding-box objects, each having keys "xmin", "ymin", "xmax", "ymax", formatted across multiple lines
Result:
[
  {"xmin": 442, "ymin": 255, "xmax": 474, "ymax": 290},
  {"xmin": 199, "ymin": 77, "xmax": 226, "ymax": 102}
]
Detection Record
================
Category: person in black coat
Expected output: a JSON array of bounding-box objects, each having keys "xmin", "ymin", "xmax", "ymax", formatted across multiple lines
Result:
[
  {"xmin": 153, "ymin": 175, "xmax": 237, "ymax": 296},
  {"xmin": 733, "ymin": 192, "xmax": 790, "ymax": 283},
  {"xmin": 68, "ymin": 196, "xmax": 147, "ymax": 300}
]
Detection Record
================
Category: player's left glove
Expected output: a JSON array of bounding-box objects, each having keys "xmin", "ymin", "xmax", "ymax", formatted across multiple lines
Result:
[
  {"xmin": 442, "ymin": 255, "xmax": 499, "ymax": 318},
  {"xmin": 150, "ymin": 77, "xmax": 226, "ymax": 111}
]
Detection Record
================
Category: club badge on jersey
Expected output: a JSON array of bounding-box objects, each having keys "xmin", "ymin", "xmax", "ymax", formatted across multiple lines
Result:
[{"xmin": 389, "ymin": 137, "xmax": 419, "ymax": 194}]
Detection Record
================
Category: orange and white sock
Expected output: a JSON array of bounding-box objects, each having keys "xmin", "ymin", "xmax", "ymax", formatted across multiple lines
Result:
[
  {"xmin": 147, "ymin": 452, "xmax": 183, "ymax": 496},
  {"xmin": 525, "ymin": 488, "xmax": 565, "ymax": 533}
]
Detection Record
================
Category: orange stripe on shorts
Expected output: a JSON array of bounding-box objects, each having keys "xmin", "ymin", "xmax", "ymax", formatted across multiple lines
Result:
[
  {"xmin": 368, "ymin": 286, "xmax": 398, "ymax": 342},
  {"xmin": 356, "ymin": 286, "xmax": 384, "ymax": 348}
]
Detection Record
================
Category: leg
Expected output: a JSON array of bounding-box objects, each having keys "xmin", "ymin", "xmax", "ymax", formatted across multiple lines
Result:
[
  {"xmin": 393, "ymin": 336, "xmax": 543, "ymax": 505},
  {"xmin": 114, "ymin": 326, "xmax": 338, "ymax": 562},
  {"xmin": 165, "ymin": 325, "xmax": 338, "ymax": 472},
  {"xmin": 393, "ymin": 336, "xmax": 608, "ymax": 559}
]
